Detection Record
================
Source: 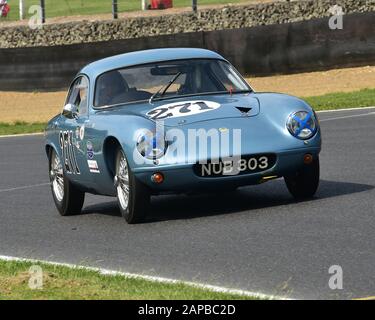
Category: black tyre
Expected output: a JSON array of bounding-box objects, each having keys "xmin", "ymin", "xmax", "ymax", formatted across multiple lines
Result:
[
  {"xmin": 115, "ymin": 148, "xmax": 150, "ymax": 224},
  {"xmin": 49, "ymin": 149, "xmax": 85, "ymax": 216},
  {"xmin": 284, "ymin": 156, "xmax": 320, "ymax": 199}
]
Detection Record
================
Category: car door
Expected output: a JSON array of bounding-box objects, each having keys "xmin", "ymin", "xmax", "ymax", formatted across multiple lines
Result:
[{"xmin": 60, "ymin": 76, "xmax": 91, "ymax": 183}]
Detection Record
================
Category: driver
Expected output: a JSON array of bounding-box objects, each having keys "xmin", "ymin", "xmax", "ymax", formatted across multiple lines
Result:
[{"xmin": 96, "ymin": 71, "xmax": 129, "ymax": 107}]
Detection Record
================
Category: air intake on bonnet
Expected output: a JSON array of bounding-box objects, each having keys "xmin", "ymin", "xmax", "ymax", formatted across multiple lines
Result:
[{"xmin": 235, "ymin": 106, "xmax": 252, "ymax": 114}]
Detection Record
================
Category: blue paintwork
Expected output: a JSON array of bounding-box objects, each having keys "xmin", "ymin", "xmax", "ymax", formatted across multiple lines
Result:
[
  {"xmin": 45, "ymin": 48, "xmax": 321, "ymax": 196},
  {"xmin": 81, "ymin": 48, "xmax": 224, "ymax": 79}
]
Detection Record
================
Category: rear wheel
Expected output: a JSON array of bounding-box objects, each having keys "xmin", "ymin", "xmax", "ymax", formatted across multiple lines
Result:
[
  {"xmin": 115, "ymin": 148, "xmax": 150, "ymax": 224},
  {"xmin": 284, "ymin": 156, "xmax": 320, "ymax": 199},
  {"xmin": 49, "ymin": 149, "xmax": 85, "ymax": 216}
]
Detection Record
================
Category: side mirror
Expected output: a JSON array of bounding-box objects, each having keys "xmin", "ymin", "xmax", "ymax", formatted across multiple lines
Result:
[{"xmin": 62, "ymin": 103, "xmax": 79, "ymax": 119}]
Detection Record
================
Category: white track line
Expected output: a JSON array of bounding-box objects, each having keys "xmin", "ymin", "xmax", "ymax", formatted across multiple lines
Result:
[
  {"xmin": 320, "ymin": 112, "xmax": 375, "ymax": 122},
  {"xmin": 0, "ymin": 132, "xmax": 43, "ymax": 139},
  {"xmin": 0, "ymin": 255, "xmax": 289, "ymax": 300},
  {"xmin": 0, "ymin": 182, "xmax": 50, "ymax": 193},
  {"xmin": 316, "ymin": 106, "xmax": 375, "ymax": 113}
]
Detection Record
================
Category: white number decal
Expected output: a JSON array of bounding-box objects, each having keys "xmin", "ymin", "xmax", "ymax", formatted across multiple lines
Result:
[
  {"xmin": 147, "ymin": 100, "xmax": 220, "ymax": 120},
  {"xmin": 59, "ymin": 130, "xmax": 80, "ymax": 175}
]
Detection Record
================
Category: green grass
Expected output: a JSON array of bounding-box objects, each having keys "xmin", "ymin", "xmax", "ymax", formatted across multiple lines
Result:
[
  {"xmin": 0, "ymin": 259, "xmax": 254, "ymax": 300},
  {"xmin": 305, "ymin": 88, "xmax": 375, "ymax": 111},
  {"xmin": 2, "ymin": 0, "xmax": 251, "ymax": 21},
  {"xmin": 0, "ymin": 122, "xmax": 45, "ymax": 136}
]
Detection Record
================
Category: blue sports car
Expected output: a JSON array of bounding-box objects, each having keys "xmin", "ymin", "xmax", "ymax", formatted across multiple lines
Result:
[{"xmin": 45, "ymin": 48, "xmax": 321, "ymax": 223}]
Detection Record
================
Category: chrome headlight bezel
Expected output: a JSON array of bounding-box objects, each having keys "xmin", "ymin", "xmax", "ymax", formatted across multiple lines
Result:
[
  {"xmin": 136, "ymin": 129, "xmax": 166, "ymax": 160},
  {"xmin": 287, "ymin": 110, "xmax": 318, "ymax": 140}
]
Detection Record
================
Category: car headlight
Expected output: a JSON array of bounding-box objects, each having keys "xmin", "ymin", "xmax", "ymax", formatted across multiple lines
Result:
[
  {"xmin": 287, "ymin": 111, "xmax": 318, "ymax": 140},
  {"xmin": 136, "ymin": 129, "xmax": 166, "ymax": 159}
]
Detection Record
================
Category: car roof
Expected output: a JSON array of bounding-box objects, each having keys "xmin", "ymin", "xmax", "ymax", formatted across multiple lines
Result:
[{"xmin": 79, "ymin": 48, "xmax": 226, "ymax": 79}]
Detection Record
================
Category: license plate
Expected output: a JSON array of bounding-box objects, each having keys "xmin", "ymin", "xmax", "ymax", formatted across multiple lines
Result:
[{"xmin": 194, "ymin": 154, "xmax": 276, "ymax": 177}]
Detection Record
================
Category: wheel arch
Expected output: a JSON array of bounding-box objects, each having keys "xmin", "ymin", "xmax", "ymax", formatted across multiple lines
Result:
[
  {"xmin": 45, "ymin": 144, "xmax": 52, "ymax": 159},
  {"xmin": 103, "ymin": 136, "xmax": 122, "ymax": 179},
  {"xmin": 45, "ymin": 143, "xmax": 59, "ymax": 160}
]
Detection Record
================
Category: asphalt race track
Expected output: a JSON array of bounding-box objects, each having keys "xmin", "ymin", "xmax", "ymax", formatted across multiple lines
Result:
[{"xmin": 0, "ymin": 107, "xmax": 374, "ymax": 299}]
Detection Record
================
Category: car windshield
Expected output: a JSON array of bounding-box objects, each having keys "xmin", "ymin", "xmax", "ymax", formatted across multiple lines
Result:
[{"xmin": 94, "ymin": 59, "xmax": 251, "ymax": 107}]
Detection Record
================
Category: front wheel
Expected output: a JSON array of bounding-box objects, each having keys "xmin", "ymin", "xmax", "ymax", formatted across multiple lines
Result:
[
  {"xmin": 49, "ymin": 149, "xmax": 85, "ymax": 216},
  {"xmin": 284, "ymin": 156, "xmax": 320, "ymax": 199},
  {"xmin": 115, "ymin": 148, "xmax": 150, "ymax": 224}
]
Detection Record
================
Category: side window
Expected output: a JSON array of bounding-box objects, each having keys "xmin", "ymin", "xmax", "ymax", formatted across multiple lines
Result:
[{"xmin": 66, "ymin": 77, "xmax": 89, "ymax": 117}]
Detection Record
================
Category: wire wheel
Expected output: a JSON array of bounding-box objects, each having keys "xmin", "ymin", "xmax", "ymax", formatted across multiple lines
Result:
[
  {"xmin": 50, "ymin": 151, "xmax": 64, "ymax": 202},
  {"xmin": 116, "ymin": 151, "xmax": 130, "ymax": 211}
]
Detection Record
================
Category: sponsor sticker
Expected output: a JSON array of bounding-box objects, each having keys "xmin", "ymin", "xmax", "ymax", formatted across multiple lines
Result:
[
  {"xmin": 146, "ymin": 100, "xmax": 220, "ymax": 120},
  {"xmin": 87, "ymin": 160, "xmax": 100, "ymax": 174},
  {"xmin": 87, "ymin": 141, "xmax": 94, "ymax": 160}
]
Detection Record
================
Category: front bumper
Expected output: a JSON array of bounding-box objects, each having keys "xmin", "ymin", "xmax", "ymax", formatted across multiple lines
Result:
[{"xmin": 133, "ymin": 147, "xmax": 321, "ymax": 192}]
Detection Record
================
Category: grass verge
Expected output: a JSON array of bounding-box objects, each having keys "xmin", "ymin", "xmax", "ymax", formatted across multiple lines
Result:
[
  {"xmin": 0, "ymin": 259, "xmax": 255, "ymax": 300},
  {"xmin": 0, "ymin": 89, "xmax": 374, "ymax": 136},
  {"xmin": 0, "ymin": 122, "xmax": 45, "ymax": 136},
  {"xmin": 305, "ymin": 88, "xmax": 375, "ymax": 111}
]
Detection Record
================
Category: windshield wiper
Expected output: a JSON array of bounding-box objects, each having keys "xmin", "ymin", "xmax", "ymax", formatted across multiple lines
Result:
[{"xmin": 149, "ymin": 72, "xmax": 182, "ymax": 104}]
